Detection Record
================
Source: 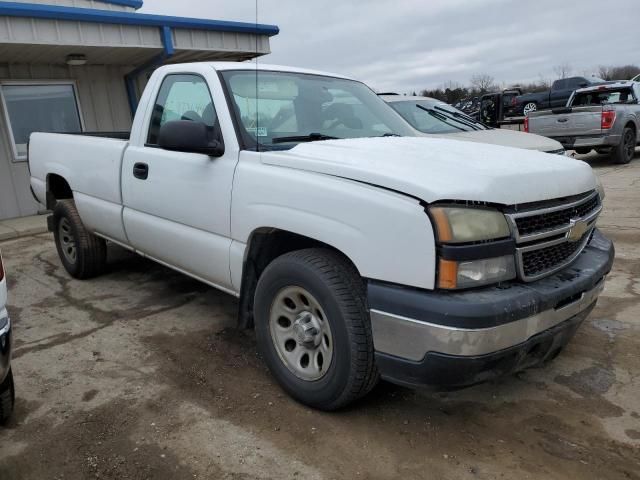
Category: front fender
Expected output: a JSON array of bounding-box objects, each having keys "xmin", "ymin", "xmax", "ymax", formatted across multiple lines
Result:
[{"xmin": 231, "ymin": 158, "xmax": 436, "ymax": 290}]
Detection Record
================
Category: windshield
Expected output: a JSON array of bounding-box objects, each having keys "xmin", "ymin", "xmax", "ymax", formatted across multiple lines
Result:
[
  {"xmin": 389, "ymin": 100, "xmax": 488, "ymax": 134},
  {"xmin": 573, "ymin": 88, "xmax": 636, "ymax": 106},
  {"xmin": 220, "ymin": 70, "xmax": 415, "ymax": 150}
]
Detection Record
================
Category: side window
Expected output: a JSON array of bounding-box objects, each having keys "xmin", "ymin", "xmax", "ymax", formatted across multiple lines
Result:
[
  {"xmin": 147, "ymin": 74, "xmax": 217, "ymax": 145},
  {"xmin": 553, "ymin": 79, "xmax": 567, "ymax": 91},
  {"xmin": 568, "ymin": 78, "xmax": 584, "ymax": 89}
]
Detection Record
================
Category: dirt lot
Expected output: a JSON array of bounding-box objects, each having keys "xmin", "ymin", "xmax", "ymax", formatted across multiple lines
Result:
[{"xmin": 1, "ymin": 152, "xmax": 639, "ymax": 480}]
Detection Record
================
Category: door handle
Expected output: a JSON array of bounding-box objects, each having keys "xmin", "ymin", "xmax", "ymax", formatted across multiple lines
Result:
[{"xmin": 133, "ymin": 162, "xmax": 149, "ymax": 180}]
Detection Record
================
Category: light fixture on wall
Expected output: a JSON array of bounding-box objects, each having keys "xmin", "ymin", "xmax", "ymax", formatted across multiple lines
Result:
[{"xmin": 66, "ymin": 54, "xmax": 87, "ymax": 66}]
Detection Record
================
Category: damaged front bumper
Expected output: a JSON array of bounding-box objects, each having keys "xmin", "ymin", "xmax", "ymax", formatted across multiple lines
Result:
[{"xmin": 368, "ymin": 229, "xmax": 614, "ymax": 389}]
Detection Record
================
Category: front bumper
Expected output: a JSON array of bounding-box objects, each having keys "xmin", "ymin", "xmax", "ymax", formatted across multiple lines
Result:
[
  {"xmin": 0, "ymin": 309, "xmax": 11, "ymax": 385},
  {"xmin": 368, "ymin": 229, "xmax": 614, "ymax": 388}
]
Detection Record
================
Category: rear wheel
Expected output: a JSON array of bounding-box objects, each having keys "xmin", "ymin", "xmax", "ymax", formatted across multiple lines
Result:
[
  {"xmin": 0, "ymin": 369, "xmax": 14, "ymax": 425},
  {"xmin": 53, "ymin": 199, "xmax": 107, "ymax": 279},
  {"xmin": 254, "ymin": 249, "xmax": 378, "ymax": 411},
  {"xmin": 612, "ymin": 127, "xmax": 636, "ymax": 164},
  {"xmin": 523, "ymin": 102, "xmax": 537, "ymax": 116}
]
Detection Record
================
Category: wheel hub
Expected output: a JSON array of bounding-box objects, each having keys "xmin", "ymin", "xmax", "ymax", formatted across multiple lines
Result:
[
  {"xmin": 293, "ymin": 312, "xmax": 322, "ymax": 347},
  {"xmin": 269, "ymin": 286, "xmax": 334, "ymax": 381}
]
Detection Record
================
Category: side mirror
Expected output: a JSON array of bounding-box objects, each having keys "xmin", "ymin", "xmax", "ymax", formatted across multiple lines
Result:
[
  {"xmin": 579, "ymin": 82, "xmax": 588, "ymax": 88},
  {"xmin": 158, "ymin": 120, "xmax": 224, "ymax": 157}
]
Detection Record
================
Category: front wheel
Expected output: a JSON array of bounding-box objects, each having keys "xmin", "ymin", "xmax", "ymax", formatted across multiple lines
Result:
[
  {"xmin": 53, "ymin": 199, "xmax": 107, "ymax": 279},
  {"xmin": 254, "ymin": 249, "xmax": 378, "ymax": 411},
  {"xmin": 612, "ymin": 127, "xmax": 636, "ymax": 164},
  {"xmin": 523, "ymin": 102, "xmax": 537, "ymax": 116}
]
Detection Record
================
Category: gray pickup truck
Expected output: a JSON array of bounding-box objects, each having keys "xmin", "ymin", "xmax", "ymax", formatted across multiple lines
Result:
[{"xmin": 527, "ymin": 81, "xmax": 640, "ymax": 164}]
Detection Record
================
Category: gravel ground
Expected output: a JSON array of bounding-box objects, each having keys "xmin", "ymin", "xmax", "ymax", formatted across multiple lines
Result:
[{"xmin": 0, "ymin": 152, "xmax": 639, "ymax": 480}]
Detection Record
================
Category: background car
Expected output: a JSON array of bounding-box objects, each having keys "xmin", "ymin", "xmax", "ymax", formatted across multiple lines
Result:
[
  {"xmin": 507, "ymin": 76, "xmax": 606, "ymax": 116},
  {"xmin": 0, "ymin": 250, "xmax": 13, "ymax": 425},
  {"xmin": 380, "ymin": 95, "xmax": 566, "ymax": 154}
]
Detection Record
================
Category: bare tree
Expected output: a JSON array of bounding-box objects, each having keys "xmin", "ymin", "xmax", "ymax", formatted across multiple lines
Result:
[
  {"xmin": 537, "ymin": 73, "xmax": 551, "ymax": 89},
  {"xmin": 552, "ymin": 62, "xmax": 572, "ymax": 79},
  {"xmin": 470, "ymin": 74, "xmax": 495, "ymax": 93},
  {"xmin": 598, "ymin": 65, "xmax": 611, "ymax": 80}
]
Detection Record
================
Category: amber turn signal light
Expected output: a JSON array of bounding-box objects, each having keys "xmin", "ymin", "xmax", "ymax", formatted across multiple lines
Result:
[{"xmin": 437, "ymin": 258, "xmax": 458, "ymax": 289}]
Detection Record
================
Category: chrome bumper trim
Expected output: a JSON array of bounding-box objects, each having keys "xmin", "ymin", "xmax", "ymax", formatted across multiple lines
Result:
[{"xmin": 370, "ymin": 279, "xmax": 604, "ymax": 361}]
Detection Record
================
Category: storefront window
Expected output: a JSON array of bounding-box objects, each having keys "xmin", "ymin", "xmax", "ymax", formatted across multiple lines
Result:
[{"xmin": 1, "ymin": 83, "xmax": 82, "ymax": 160}]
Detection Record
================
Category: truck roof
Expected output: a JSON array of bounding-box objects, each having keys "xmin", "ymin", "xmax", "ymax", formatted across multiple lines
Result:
[
  {"xmin": 204, "ymin": 61, "xmax": 354, "ymax": 80},
  {"xmin": 574, "ymin": 81, "xmax": 637, "ymax": 94}
]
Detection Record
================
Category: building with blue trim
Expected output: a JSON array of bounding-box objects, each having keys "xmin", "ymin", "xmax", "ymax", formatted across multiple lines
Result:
[{"xmin": 0, "ymin": 0, "xmax": 279, "ymax": 219}]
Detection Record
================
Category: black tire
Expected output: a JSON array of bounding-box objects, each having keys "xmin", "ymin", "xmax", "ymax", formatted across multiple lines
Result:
[
  {"xmin": 575, "ymin": 148, "xmax": 592, "ymax": 155},
  {"xmin": 254, "ymin": 248, "xmax": 378, "ymax": 411},
  {"xmin": 612, "ymin": 127, "xmax": 636, "ymax": 164},
  {"xmin": 0, "ymin": 369, "xmax": 15, "ymax": 425},
  {"xmin": 53, "ymin": 199, "xmax": 107, "ymax": 279}
]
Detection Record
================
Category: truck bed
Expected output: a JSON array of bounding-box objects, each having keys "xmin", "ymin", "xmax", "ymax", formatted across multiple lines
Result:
[
  {"xmin": 528, "ymin": 106, "xmax": 603, "ymax": 139},
  {"xmin": 29, "ymin": 132, "xmax": 130, "ymax": 244}
]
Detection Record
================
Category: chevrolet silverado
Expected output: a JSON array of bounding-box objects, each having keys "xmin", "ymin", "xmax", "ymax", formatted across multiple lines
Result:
[{"xmin": 29, "ymin": 62, "xmax": 614, "ymax": 410}]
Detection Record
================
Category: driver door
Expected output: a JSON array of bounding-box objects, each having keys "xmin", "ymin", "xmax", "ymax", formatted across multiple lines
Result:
[{"xmin": 121, "ymin": 73, "xmax": 238, "ymax": 292}]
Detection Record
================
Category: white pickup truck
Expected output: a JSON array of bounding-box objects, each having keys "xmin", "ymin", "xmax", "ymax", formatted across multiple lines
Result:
[{"xmin": 29, "ymin": 62, "xmax": 614, "ymax": 410}]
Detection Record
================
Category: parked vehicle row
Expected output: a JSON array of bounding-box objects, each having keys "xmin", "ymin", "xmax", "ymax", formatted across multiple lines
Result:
[
  {"xmin": 507, "ymin": 76, "xmax": 607, "ymax": 117},
  {"xmin": 28, "ymin": 62, "xmax": 614, "ymax": 410},
  {"xmin": 527, "ymin": 81, "xmax": 640, "ymax": 164}
]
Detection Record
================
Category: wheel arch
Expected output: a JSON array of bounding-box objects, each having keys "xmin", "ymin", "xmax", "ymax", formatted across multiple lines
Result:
[
  {"xmin": 237, "ymin": 227, "xmax": 361, "ymax": 330},
  {"xmin": 46, "ymin": 173, "xmax": 73, "ymax": 210}
]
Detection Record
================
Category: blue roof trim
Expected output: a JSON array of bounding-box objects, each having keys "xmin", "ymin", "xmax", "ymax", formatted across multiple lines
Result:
[
  {"xmin": 160, "ymin": 26, "xmax": 174, "ymax": 56},
  {"xmin": 97, "ymin": 0, "xmax": 143, "ymax": 9},
  {"xmin": 0, "ymin": 1, "xmax": 280, "ymax": 36}
]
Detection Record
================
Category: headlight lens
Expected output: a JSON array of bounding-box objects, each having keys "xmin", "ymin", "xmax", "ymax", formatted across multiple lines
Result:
[
  {"xmin": 429, "ymin": 206, "xmax": 511, "ymax": 244},
  {"xmin": 430, "ymin": 206, "xmax": 516, "ymax": 289},
  {"xmin": 439, "ymin": 255, "xmax": 516, "ymax": 289}
]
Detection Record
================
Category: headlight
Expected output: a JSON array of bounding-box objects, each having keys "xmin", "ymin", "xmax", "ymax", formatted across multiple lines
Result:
[
  {"xmin": 429, "ymin": 206, "xmax": 516, "ymax": 289},
  {"xmin": 429, "ymin": 206, "xmax": 511, "ymax": 244},
  {"xmin": 439, "ymin": 255, "xmax": 516, "ymax": 289}
]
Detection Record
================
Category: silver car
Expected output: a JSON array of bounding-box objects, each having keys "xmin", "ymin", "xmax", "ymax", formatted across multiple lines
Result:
[{"xmin": 380, "ymin": 95, "xmax": 566, "ymax": 154}]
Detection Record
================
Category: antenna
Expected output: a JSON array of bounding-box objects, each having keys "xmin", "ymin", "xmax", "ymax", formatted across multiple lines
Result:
[{"xmin": 255, "ymin": 0, "xmax": 259, "ymax": 152}]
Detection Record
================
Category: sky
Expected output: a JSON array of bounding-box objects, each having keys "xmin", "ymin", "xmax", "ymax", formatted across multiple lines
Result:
[{"xmin": 141, "ymin": 0, "xmax": 640, "ymax": 93}]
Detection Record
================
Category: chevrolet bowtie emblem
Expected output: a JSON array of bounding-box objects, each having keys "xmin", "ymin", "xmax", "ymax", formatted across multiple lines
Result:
[{"xmin": 567, "ymin": 218, "xmax": 589, "ymax": 242}]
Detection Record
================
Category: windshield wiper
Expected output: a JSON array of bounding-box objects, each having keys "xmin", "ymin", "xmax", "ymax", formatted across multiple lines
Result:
[
  {"xmin": 271, "ymin": 133, "xmax": 340, "ymax": 144},
  {"xmin": 379, "ymin": 133, "xmax": 401, "ymax": 137},
  {"xmin": 432, "ymin": 105, "xmax": 484, "ymax": 130},
  {"xmin": 416, "ymin": 105, "xmax": 466, "ymax": 132}
]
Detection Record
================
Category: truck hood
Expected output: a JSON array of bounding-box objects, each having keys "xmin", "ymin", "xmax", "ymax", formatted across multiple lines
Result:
[
  {"xmin": 428, "ymin": 129, "xmax": 564, "ymax": 152},
  {"xmin": 261, "ymin": 137, "xmax": 596, "ymax": 205}
]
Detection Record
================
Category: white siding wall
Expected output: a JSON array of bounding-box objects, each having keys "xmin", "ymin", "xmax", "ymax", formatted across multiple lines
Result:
[
  {"xmin": 6, "ymin": 0, "xmax": 136, "ymax": 12},
  {"xmin": 0, "ymin": 63, "xmax": 139, "ymax": 219}
]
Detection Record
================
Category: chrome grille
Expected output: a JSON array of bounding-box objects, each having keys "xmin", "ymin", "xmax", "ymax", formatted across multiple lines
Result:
[
  {"xmin": 515, "ymin": 194, "xmax": 600, "ymax": 237},
  {"xmin": 506, "ymin": 191, "xmax": 602, "ymax": 281}
]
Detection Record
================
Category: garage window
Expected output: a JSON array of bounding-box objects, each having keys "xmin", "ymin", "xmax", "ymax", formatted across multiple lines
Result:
[{"xmin": 0, "ymin": 82, "xmax": 83, "ymax": 161}]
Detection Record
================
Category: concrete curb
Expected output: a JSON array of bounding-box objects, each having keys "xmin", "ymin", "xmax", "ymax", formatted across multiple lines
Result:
[{"xmin": 0, "ymin": 214, "xmax": 49, "ymax": 241}]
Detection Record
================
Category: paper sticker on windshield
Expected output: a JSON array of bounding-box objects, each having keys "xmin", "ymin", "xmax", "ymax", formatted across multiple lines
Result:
[{"xmin": 247, "ymin": 126, "xmax": 268, "ymax": 137}]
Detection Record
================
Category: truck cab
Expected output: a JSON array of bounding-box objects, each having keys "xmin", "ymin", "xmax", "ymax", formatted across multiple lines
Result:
[
  {"xmin": 511, "ymin": 76, "xmax": 606, "ymax": 116},
  {"xmin": 28, "ymin": 63, "xmax": 614, "ymax": 410}
]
